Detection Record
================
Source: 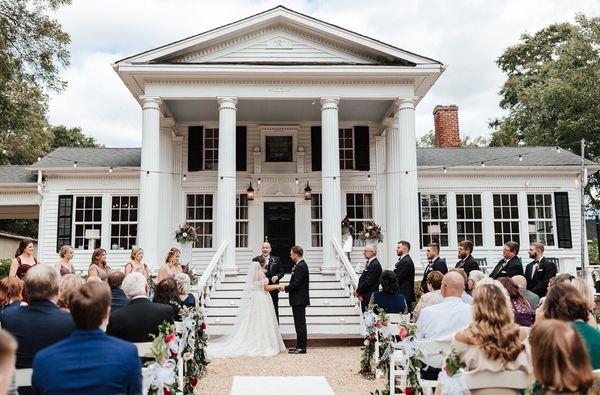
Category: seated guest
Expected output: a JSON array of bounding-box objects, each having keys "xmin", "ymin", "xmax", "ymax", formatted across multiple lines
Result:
[
  {"xmin": 511, "ymin": 275, "xmax": 539, "ymax": 310},
  {"xmin": 153, "ymin": 278, "xmax": 180, "ymax": 318},
  {"xmin": 498, "ymin": 277, "xmax": 534, "ymax": 327},
  {"xmin": 174, "ymin": 273, "xmax": 198, "ymax": 309},
  {"xmin": 87, "ymin": 248, "xmax": 110, "ymax": 281},
  {"xmin": 570, "ymin": 277, "xmax": 597, "ymax": 325},
  {"xmin": 413, "ymin": 270, "xmax": 444, "ymax": 320},
  {"xmin": 369, "ymin": 270, "xmax": 406, "ymax": 314},
  {"xmin": 32, "ymin": 282, "xmax": 142, "ymax": 394},
  {"xmin": 57, "ymin": 274, "xmax": 85, "ymax": 313},
  {"xmin": 524, "ymin": 242, "xmax": 556, "ymax": 298},
  {"xmin": 55, "ymin": 245, "xmax": 75, "ymax": 276},
  {"xmin": 356, "ymin": 245, "xmax": 382, "ymax": 312},
  {"xmin": 107, "ymin": 272, "xmax": 174, "ymax": 342},
  {"xmin": 0, "ymin": 331, "xmax": 17, "ymax": 395},
  {"xmin": 107, "ymin": 272, "xmax": 128, "ymax": 312},
  {"xmin": 449, "ymin": 268, "xmax": 472, "ymax": 304},
  {"xmin": 420, "ymin": 243, "xmax": 447, "ymax": 294},
  {"xmin": 455, "ymin": 240, "xmax": 480, "ymax": 276},
  {"xmin": 529, "ymin": 320, "xmax": 594, "ymax": 394},
  {"xmin": 0, "ymin": 265, "xmax": 75, "ymax": 369},
  {"xmin": 416, "ymin": 272, "xmax": 472, "ymax": 379},
  {"xmin": 490, "ymin": 241, "xmax": 524, "ymax": 279},
  {"xmin": 466, "ymin": 270, "xmax": 485, "ymax": 293},
  {"xmin": 542, "ymin": 282, "xmax": 600, "ymax": 369},
  {"xmin": 0, "ymin": 277, "xmax": 24, "ymax": 316},
  {"xmin": 535, "ymin": 273, "xmax": 574, "ymax": 319},
  {"xmin": 438, "ymin": 282, "xmax": 531, "ymax": 395}
]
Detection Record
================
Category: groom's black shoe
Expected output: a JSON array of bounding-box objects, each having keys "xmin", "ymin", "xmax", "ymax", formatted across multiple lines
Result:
[{"xmin": 288, "ymin": 348, "xmax": 306, "ymax": 354}]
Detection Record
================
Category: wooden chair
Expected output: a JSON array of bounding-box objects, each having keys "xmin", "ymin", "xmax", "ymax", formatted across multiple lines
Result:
[
  {"xmin": 389, "ymin": 347, "xmax": 408, "ymax": 395},
  {"xmin": 134, "ymin": 342, "xmax": 153, "ymax": 358},
  {"xmin": 464, "ymin": 370, "xmax": 533, "ymax": 390},
  {"xmin": 14, "ymin": 368, "xmax": 32, "ymax": 388},
  {"xmin": 175, "ymin": 321, "xmax": 184, "ymax": 333},
  {"xmin": 474, "ymin": 257, "xmax": 488, "ymax": 273}
]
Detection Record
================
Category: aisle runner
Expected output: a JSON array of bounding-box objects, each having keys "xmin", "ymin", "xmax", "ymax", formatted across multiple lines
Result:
[{"xmin": 230, "ymin": 376, "xmax": 334, "ymax": 395}]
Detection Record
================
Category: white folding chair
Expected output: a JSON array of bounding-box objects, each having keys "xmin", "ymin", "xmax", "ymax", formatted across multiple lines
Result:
[
  {"xmin": 174, "ymin": 321, "xmax": 184, "ymax": 334},
  {"xmin": 464, "ymin": 370, "xmax": 533, "ymax": 390},
  {"xmin": 389, "ymin": 347, "xmax": 408, "ymax": 395},
  {"xmin": 14, "ymin": 368, "xmax": 32, "ymax": 387},
  {"xmin": 414, "ymin": 340, "xmax": 452, "ymax": 395},
  {"xmin": 134, "ymin": 342, "xmax": 153, "ymax": 358}
]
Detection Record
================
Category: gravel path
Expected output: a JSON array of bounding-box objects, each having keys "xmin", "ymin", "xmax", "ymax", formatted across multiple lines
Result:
[{"xmin": 195, "ymin": 346, "xmax": 386, "ymax": 394}]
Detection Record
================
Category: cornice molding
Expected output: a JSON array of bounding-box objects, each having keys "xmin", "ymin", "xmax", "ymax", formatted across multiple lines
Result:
[{"xmin": 145, "ymin": 78, "xmax": 413, "ymax": 86}]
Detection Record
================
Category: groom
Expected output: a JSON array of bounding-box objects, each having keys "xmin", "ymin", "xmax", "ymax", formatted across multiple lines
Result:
[{"xmin": 280, "ymin": 245, "xmax": 310, "ymax": 354}]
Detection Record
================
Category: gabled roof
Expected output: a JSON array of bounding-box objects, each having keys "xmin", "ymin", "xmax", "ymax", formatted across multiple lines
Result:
[
  {"xmin": 32, "ymin": 147, "xmax": 141, "ymax": 169},
  {"xmin": 0, "ymin": 166, "xmax": 37, "ymax": 184}
]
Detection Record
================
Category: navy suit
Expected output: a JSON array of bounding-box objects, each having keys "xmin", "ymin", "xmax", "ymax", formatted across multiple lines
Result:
[
  {"xmin": 110, "ymin": 288, "xmax": 129, "ymax": 312},
  {"xmin": 32, "ymin": 329, "xmax": 142, "ymax": 395},
  {"xmin": 0, "ymin": 300, "xmax": 75, "ymax": 368}
]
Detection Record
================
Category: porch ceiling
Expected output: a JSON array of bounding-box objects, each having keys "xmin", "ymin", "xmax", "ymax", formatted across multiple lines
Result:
[
  {"xmin": 0, "ymin": 205, "xmax": 39, "ymax": 220},
  {"xmin": 164, "ymin": 98, "xmax": 391, "ymax": 122}
]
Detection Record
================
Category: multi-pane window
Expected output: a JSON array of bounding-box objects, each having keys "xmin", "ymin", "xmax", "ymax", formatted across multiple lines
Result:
[
  {"xmin": 493, "ymin": 194, "xmax": 520, "ymax": 246},
  {"xmin": 527, "ymin": 194, "xmax": 555, "ymax": 246},
  {"xmin": 310, "ymin": 194, "xmax": 323, "ymax": 247},
  {"xmin": 236, "ymin": 194, "xmax": 249, "ymax": 248},
  {"xmin": 110, "ymin": 196, "xmax": 138, "ymax": 250},
  {"xmin": 421, "ymin": 194, "xmax": 449, "ymax": 246},
  {"xmin": 346, "ymin": 193, "xmax": 373, "ymax": 247},
  {"xmin": 339, "ymin": 128, "xmax": 354, "ymax": 170},
  {"xmin": 73, "ymin": 196, "xmax": 102, "ymax": 250},
  {"xmin": 186, "ymin": 194, "xmax": 213, "ymax": 248},
  {"xmin": 456, "ymin": 194, "xmax": 483, "ymax": 246},
  {"xmin": 203, "ymin": 128, "xmax": 219, "ymax": 170}
]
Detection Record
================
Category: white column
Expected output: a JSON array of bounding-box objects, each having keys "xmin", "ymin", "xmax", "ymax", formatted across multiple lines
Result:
[
  {"xmin": 375, "ymin": 134, "xmax": 387, "ymax": 268},
  {"xmin": 321, "ymin": 97, "xmax": 342, "ymax": 274},
  {"xmin": 386, "ymin": 99, "xmax": 420, "ymax": 266},
  {"xmin": 138, "ymin": 97, "xmax": 161, "ymax": 268},
  {"xmin": 158, "ymin": 122, "xmax": 174, "ymax": 260},
  {"xmin": 171, "ymin": 136, "xmax": 184, "ymax": 232},
  {"xmin": 216, "ymin": 97, "xmax": 238, "ymax": 274}
]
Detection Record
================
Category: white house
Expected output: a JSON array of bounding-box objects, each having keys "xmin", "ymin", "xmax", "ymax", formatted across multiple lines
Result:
[{"xmin": 0, "ymin": 6, "xmax": 597, "ymax": 335}]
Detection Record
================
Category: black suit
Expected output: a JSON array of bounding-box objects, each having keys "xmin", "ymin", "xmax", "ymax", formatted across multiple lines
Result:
[
  {"xmin": 107, "ymin": 297, "xmax": 175, "ymax": 342},
  {"xmin": 265, "ymin": 255, "xmax": 284, "ymax": 322},
  {"xmin": 455, "ymin": 255, "xmax": 480, "ymax": 276},
  {"xmin": 356, "ymin": 257, "xmax": 382, "ymax": 312},
  {"xmin": 489, "ymin": 256, "xmax": 524, "ymax": 279},
  {"xmin": 284, "ymin": 259, "xmax": 310, "ymax": 350},
  {"xmin": 394, "ymin": 255, "xmax": 415, "ymax": 310},
  {"xmin": 420, "ymin": 257, "xmax": 448, "ymax": 294},
  {"xmin": 525, "ymin": 257, "xmax": 557, "ymax": 298}
]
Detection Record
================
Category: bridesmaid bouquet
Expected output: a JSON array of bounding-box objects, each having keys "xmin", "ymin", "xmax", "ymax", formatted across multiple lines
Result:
[
  {"xmin": 174, "ymin": 223, "xmax": 199, "ymax": 244},
  {"xmin": 359, "ymin": 221, "xmax": 383, "ymax": 243},
  {"xmin": 181, "ymin": 262, "xmax": 198, "ymax": 285}
]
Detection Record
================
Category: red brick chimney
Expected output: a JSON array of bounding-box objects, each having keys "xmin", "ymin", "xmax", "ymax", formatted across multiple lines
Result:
[{"xmin": 433, "ymin": 105, "xmax": 461, "ymax": 148}]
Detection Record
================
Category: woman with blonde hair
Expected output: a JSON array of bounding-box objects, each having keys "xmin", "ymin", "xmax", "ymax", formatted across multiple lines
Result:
[
  {"xmin": 124, "ymin": 247, "xmax": 149, "ymax": 278},
  {"xmin": 529, "ymin": 319, "xmax": 595, "ymax": 394},
  {"xmin": 157, "ymin": 248, "xmax": 182, "ymax": 282},
  {"xmin": 569, "ymin": 277, "xmax": 597, "ymax": 325},
  {"xmin": 56, "ymin": 245, "xmax": 75, "ymax": 276},
  {"xmin": 57, "ymin": 274, "xmax": 85, "ymax": 312},
  {"xmin": 437, "ymin": 282, "xmax": 531, "ymax": 394},
  {"xmin": 88, "ymin": 248, "xmax": 110, "ymax": 281}
]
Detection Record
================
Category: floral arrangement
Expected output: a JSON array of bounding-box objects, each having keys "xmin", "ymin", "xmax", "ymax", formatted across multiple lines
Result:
[
  {"xmin": 178, "ymin": 306, "xmax": 209, "ymax": 393},
  {"xmin": 395, "ymin": 321, "xmax": 423, "ymax": 394},
  {"xmin": 143, "ymin": 322, "xmax": 180, "ymax": 395},
  {"xmin": 359, "ymin": 307, "xmax": 393, "ymax": 379},
  {"xmin": 436, "ymin": 348, "xmax": 468, "ymax": 394},
  {"xmin": 181, "ymin": 262, "xmax": 198, "ymax": 286},
  {"xmin": 174, "ymin": 223, "xmax": 199, "ymax": 244},
  {"xmin": 359, "ymin": 221, "xmax": 384, "ymax": 244}
]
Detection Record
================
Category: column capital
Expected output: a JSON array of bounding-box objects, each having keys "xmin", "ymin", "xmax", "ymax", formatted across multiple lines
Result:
[
  {"xmin": 320, "ymin": 97, "xmax": 340, "ymax": 110},
  {"xmin": 217, "ymin": 96, "xmax": 238, "ymax": 110},
  {"xmin": 382, "ymin": 117, "xmax": 397, "ymax": 128},
  {"xmin": 140, "ymin": 96, "xmax": 161, "ymax": 109},
  {"xmin": 393, "ymin": 98, "xmax": 417, "ymax": 111}
]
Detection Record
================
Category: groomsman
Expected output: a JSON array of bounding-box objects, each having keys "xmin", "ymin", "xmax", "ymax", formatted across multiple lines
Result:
[
  {"xmin": 393, "ymin": 241, "xmax": 415, "ymax": 311},
  {"xmin": 355, "ymin": 245, "xmax": 382, "ymax": 312},
  {"xmin": 455, "ymin": 240, "xmax": 480, "ymax": 276},
  {"xmin": 420, "ymin": 243, "xmax": 447, "ymax": 294},
  {"xmin": 261, "ymin": 242, "xmax": 284, "ymax": 322},
  {"xmin": 525, "ymin": 242, "xmax": 557, "ymax": 298},
  {"xmin": 490, "ymin": 241, "xmax": 524, "ymax": 279}
]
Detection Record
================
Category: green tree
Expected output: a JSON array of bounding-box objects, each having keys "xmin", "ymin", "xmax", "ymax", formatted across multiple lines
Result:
[
  {"xmin": 490, "ymin": 14, "xmax": 600, "ymax": 207},
  {"xmin": 49, "ymin": 125, "xmax": 100, "ymax": 150}
]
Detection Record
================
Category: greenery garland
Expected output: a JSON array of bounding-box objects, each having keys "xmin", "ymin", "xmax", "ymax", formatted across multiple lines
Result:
[
  {"xmin": 179, "ymin": 306, "xmax": 209, "ymax": 393},
  {"xmin": 145, "ymin": 321, "xmax": 180, "ymax": 395}
]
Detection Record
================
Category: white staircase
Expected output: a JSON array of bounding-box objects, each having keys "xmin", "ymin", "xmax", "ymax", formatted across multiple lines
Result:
[{"xmin": 203, "ymin": 271, "xmax": 363, "ymax": 337}]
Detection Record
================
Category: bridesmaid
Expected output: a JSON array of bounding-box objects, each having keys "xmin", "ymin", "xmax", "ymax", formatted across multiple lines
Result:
[
  {"xmin": 124, "ymin": 247, "xmax": 150, "ymax": 278},
  {"xmin": 88, "ymin": 248, "xmax": 110, "ymax": 281},
  {"xmin": 9, "ymin": 239, "xmax": 38, "ymax": 279},
  {"xmin": 157, "ymin": 248, "xmax": 182, "ymax": 282},
  {"xmin": 56, "ymin": 245, "xmax": 75, "ymax": 276}
]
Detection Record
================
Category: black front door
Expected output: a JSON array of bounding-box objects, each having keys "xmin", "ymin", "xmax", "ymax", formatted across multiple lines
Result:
[{"xmin": 264, "ymin": 202, "xmax": 295, "ymax": 273}]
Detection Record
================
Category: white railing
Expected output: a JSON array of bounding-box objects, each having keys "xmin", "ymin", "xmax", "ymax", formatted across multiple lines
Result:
[
  {"xmin": 197, "ymin": 240, "xmax": 228, "ymax": 309},
  {"xmin": 332, "ymin": 238, "xmax": 361, "ymax": 307}
]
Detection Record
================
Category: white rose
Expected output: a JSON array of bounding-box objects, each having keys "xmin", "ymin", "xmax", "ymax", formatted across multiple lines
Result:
[
  {"xmin": 364, "ymin": 339, "xmax": 370, "ymax": 346},
  {"xmin": 182, "ymin": 232, "xmax": 188, "ymax": 237}
]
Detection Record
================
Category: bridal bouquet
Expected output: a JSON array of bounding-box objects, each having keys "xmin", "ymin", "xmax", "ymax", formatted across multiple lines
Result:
[
  {"xmin": 359, "ymin": 221, "xmax": 383, "ymax": 244},
  {"xmin": 174, "ymin": 223, "xmax": 199, "ymax": 244}
]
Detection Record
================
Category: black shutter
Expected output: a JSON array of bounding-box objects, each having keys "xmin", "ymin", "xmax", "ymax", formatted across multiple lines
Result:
[
  {"xmin": 236, "ymin": 126, "xmax": 247, "ymax": 172},
  {"xmin": 188, "ymin": 126, "xmax": 203, "ymax": 172},
  {"xmin": 56, "ymin": 195, "xmax": 73, "ymax": 252},
  {"xmin": 311, "ymin": 126, "xmax": 322, "ymax": 171},
  {"xmin": 418, "ymin": 192, "xmax": 423, "ymax": 249},
  {"xmin": 554, "ymin": 192, "xmax": 572, "ymax": 248},
  {"xmin": 354, "ymin": 126, "xmax": 370, "ymax": 171}
]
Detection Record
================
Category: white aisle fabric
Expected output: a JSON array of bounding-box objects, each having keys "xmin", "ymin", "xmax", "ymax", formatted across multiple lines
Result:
[{"xmin": 230, "ymin": 376, "xmax": 335, "ymax": 395}]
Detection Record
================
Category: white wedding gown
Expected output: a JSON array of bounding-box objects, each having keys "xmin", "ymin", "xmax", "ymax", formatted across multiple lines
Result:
[{"xmin": 207, "ymin": 261, "xmax": 285, "ymax": 358}]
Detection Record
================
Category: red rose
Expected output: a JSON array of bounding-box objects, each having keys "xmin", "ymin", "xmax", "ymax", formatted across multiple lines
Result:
[
  {"xmin": 370, "ymin": 336, "xmax": 376, "ymax": 343},
  {"xmin": 370, "ymin": 231, "xmax": 376, "ymax": 237},
  {"xmin": 181, "ymin": 264, "xmax": 186, "ymax": 270},
  {"xmin": 375, "ymin": 321, "xmax": 382, "ymax": 328},
  {"xmin": 405, "ymin": 388, "xmax": 413, "ymax": 395},
  {"xmin": 165, "ymin": 333, "xmax": 176, "ymax": 343},
  {"xmin": 190, "ymin": 378, "xmax": 198, "ymax": 387},
  {"xmin": 201, "ymin": 322, "xmax": 206, "ymax": 330},
  {"xmin": 398, "ymin": 327, "xmax": 408, "ymax": 340},
  {"xmin": 163, "ymin": 389, "xmax": 170, "ymax": 395}
]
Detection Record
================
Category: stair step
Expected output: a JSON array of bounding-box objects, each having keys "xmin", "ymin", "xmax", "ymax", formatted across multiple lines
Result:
[
  {"xmin": 206, "ymin": 324, "xmax": 362, "ymax": 336},
  {"xmin": 206, "ymin": 298, "xmax": 355, "ymax": 307},
  {"xmin": 209, "ymin": 289, "xmax": 348, "ymax": 299},
  {"xmin": 205, "ymin": 315, "xmax": 361, "ymax": 325},
  {"xmin": 214, "ymin": 282, "xmax": 342, "ymax": 291},
  {"xmin": 217, "ymin": 273, "xmax": 339, "ymax": 283},
  {"xmin": 205, "ymin": 306, "xmax": 359, "ymax": 316}
]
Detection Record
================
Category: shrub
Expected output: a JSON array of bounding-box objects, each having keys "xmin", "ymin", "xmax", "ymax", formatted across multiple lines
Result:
[{"xmin": 0, "ymin": 259, "xmax": 11, "ymax": 278}]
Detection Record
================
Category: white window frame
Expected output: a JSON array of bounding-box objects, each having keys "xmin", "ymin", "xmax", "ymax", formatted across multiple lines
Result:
[
  {"xmin": 72, "ymin": 195, "xmax": 103, "ymax": 250},
  {"xmin": 420, "ymin": 193, "xmax": 449, "ymax": 247},
  {"xmin": 345, "ymin": 192, "xmax": 374, "ymax": 247},
  {"xmin": 236, "ymin": 194, "xmax": 249, "ymax": 248},
  {"xmin": 339, "ymin": 127, "xmax": 354, "ymax": 170},
  {"xmin": 109, "ymin": 195, "xmax": 138, "ymax": 251},
  {"xmin": 527, "ymin": 193, "xmax": 556, "ymax": 246},
  {"xmin": 455, "ymin": 193, "xmax": 483, "ymax": 247},
  {"xmin": 310, "ymin": 194, "xmax": 323, "ymax": 248},
  {"xmin": 493, "ymin": 193, "xmax": 520, "ymax": 246},
  {"xmin": 203, "ymin": 127, "xmax": 219, "ymax": 171},
  {"xmin": 186, "ymin": 194, "xmax": 214, "ymax": 249}
]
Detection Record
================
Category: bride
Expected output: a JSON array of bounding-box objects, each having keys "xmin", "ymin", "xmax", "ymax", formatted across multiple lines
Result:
[{"xmin": 207, "ymin": 256, "xmax": 286, "ymax": 357}]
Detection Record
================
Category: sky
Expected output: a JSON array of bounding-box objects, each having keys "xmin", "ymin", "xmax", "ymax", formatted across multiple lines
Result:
[{"xmin": 47, "ymin": 0, "xmax": 599, "ymax": 147}]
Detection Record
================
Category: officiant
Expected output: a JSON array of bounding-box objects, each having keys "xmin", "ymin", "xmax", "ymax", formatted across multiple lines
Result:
[{"xmin": 260, "ymin": 242, "xmax": 284, "ymax": 322}]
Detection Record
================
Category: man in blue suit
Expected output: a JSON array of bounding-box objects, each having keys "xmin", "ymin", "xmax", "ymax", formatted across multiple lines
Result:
[{"xmin": 32, "ymin": 281, "xmax": 142, "ymax": 395}]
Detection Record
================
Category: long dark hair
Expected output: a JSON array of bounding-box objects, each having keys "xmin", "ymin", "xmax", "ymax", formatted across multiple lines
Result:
[
  {"xmin": 15, "ymin": 239, "xmax": 34, "ymax": 258},
  {"xmin": 153, "ymin": 278, "xmax": 179, "ymax": 305},
  {"xmin": 91, "ymin": 248, "xmax": 107, "ymax": 269}
]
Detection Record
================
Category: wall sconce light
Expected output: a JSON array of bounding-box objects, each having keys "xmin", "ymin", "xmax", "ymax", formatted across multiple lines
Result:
[
  {"xmin": 304, "ymin": 181, "xmax": 312, "ymax": 200},
  {"xmin": 246, "ymin": 182, "xmax": 255, "ymax": 201}
]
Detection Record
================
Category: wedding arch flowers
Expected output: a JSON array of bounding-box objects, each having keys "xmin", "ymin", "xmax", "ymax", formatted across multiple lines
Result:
[
  {"xmin": 174, "ymin": 223, "xmax": 199, "ymax": 244},
  {"xmin": 359, "ymin": 221, "xmax": 383, "ymax": 244}
]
